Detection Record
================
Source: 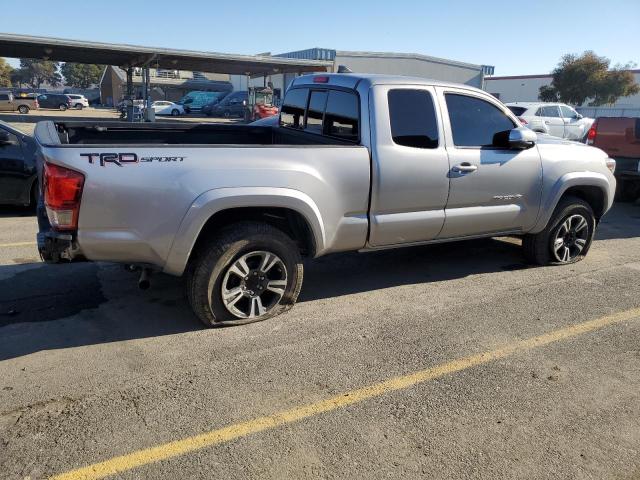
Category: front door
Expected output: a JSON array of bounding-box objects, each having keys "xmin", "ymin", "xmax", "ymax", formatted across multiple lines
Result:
[
  {"xmin": 368, "ymin": 85, "xmax": 451, "ymax": 246},
  {"xmin": 436, "ymin": 89, "xmax": 542, "ymax": 239}
]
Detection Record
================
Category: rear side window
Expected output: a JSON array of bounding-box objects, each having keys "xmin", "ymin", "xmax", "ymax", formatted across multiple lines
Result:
[
  {"xmin": 388, "ymin": 89, "xmax": 438, "ymax": 149},
  {"xmin": 324, "ymin": 90, "xmax": 359, "ymax": 141},
  {"xmin": 507, "ymin": 106, "xmax": 527, "ymax": 116},
  {"xmin": 539, "ymin": 106, "xmax": 560, "ymax": 117},
  {"xmin": 445, "ymin": 93, "xmax": 515, "ymax": 148},
  {"xmin": 280, "ymin": 88, "xmax": 309, "ymax": 129},
  {"xmin": 0, "ymin": 93, "xmax": 9, "ymax": 101}
]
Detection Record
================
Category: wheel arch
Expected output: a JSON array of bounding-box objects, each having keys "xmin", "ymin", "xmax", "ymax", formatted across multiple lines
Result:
[
  {"xmin": 530, "ymin": 172, "xmax": 612, "ymax": 233},
  {"xmin": 163, "ymin": 187, "xmax": 325, "ymax": 276}
]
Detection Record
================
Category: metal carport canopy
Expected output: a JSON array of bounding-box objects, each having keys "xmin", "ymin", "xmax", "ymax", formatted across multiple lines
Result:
[{"xmin": 0, "ymin": 33, "xmax": 333, "ymax": 76}]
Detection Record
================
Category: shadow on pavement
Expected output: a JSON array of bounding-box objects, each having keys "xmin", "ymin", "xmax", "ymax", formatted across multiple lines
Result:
[
  {"xmin": 299, "ymin": 237, "xmax": 527, "ymax": 302},
  {"xmin": 0, "ymin": 237, "xmax": 526, "ymax": 361},
  {"xmin": 0, "ymin": 202, "xmax": 636, "ymax": 361},
  {"xmin": 0, "ymin": 263, "xmax": 203, "ymax": 361},
  {"xmin": 596, "ymin": 202, "xmax": 640, "ymax": 240},
  {"xmin": 0, "ymin": 205, "xmax": 36, "ymax": 218}
]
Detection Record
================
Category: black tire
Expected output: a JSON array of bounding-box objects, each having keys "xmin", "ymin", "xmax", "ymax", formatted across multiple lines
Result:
[
  {"xmin": 171, "ymin": 109, "xmax": 180, "ymax": 116},
  {"xmin": 18, "ymin": 105, "xmax": 29, "ymax": 114},
  {"xmin": 59, "ymin": 104, "xmax": 67, "ymax": 111},
  {"xmin": 522, "ymin": 195, "xmax": 595, "ymax": 266},
  {"xmin": 186, "ymin": 222, "xmax": 303, "ymax": 327},
  {"xmin": 75, "ymin": 103, "xmax": 83, "ymax": 110}
]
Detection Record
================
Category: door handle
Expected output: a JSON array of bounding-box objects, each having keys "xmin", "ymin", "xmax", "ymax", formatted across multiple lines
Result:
[
  {"xmin": 544, "ymin": 121, "xmax": 550, "ymax": 125},
  {"xmin": 452, "ymin": 162, "xmax": 478, "ymax": 173}
]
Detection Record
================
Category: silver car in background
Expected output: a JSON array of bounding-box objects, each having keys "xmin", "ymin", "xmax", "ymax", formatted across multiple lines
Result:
[{"xmin": 506, "ymin": 102, "xmax": 594, "ymax": 141}]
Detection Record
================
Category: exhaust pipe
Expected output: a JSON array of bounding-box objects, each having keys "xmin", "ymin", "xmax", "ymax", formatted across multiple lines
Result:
[{"xmin": 138, "ymin": 268, "xmax": 151, "ymax": 290}]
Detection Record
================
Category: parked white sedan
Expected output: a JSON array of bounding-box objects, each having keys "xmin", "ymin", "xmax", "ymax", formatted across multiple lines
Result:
[
  {"xmin": 506, "ymin": 102, "xmax": 594, "ymax": 141},
  {"xmin": 151, "ymin": 101, "xmax": 184, "ymax": 116}
]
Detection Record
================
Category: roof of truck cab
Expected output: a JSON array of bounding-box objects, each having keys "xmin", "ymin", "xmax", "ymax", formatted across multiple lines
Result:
[{"xmin": 292, "ymin": 73, "xmax": 487, "ymax": 93}]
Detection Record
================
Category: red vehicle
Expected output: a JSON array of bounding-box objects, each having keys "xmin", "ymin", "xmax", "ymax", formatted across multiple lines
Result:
[
  {"xmin": 587, "ymin": 117, "xmax": 640, "ymax": 201},
  {"xmin": 245, "ymin": 87, "xmax": 278, "ymax": 122}
]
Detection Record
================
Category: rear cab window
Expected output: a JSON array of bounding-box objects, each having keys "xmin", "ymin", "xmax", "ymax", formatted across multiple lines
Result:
[{"xmin": 280, "ymin": 87, "xmax": 360, "ymax": 142}]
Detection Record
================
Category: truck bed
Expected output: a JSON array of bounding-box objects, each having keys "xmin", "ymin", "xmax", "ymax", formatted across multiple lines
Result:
[
  {"xmin": 37, "ymin": 121, "xmax": 353, "ymax": 147},
  {"xmin": 35, "ymin": 120, "xmax": 372, "ymax": 274}
]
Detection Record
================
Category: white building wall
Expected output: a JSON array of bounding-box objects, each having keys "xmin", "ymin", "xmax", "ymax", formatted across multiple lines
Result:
[
  {"xmin": 485, "ymin": 72, "xmax": 640, "ymax": 110},
  {"xmin": 484, "ymin": 76, "xmax": 552, "ymax": 103},
  {"xmin": 334, "ymin": 51, "xmax": 484, "ymax": 87}
]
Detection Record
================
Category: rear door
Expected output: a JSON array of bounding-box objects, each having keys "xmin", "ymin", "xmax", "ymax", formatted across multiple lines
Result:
[
  {"xmin": 539, "ymin": 105, "xmax": 564, "ymax": 137},
  {"xmin": 368, "ymin": 85, "xmax": 451, "ymax": 246},
  {"xmin": 436, "ymin": 88, "xmax": 542, "ymax": 238}
]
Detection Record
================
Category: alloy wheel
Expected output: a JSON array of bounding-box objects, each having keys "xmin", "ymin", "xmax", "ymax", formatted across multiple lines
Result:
[
  {"xmin": 220, "ymin": 251, "xmax": 288, "ymax": 319},
  {"xmin": 552, "ymin": 214, "xmax": 589, "ymax": 262}
]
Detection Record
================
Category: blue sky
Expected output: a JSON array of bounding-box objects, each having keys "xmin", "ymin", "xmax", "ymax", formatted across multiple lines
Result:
[{"xmin": 1, "ymin": 0, "xmax": 639, "ymax": 75}]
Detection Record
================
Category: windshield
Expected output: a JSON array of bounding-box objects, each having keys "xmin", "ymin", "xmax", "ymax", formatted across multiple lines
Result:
[{"xmin": 254, "ymin": 91, "xmax": 273, "ymax": 105}]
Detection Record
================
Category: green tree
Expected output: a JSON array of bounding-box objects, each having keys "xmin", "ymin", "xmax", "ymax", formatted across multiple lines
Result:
[
  {"xmin": 539, "ymin": 51, "xmax": 639, "ymax": 106},
  {"xmin": 0, "ymin": 58, "xmax": 13, "ymax": 87},
  {"xmin": 17, "ymin": 59, "xmax": 61, "ymax": 89},
  {"xmin": 61, "ymin": 62, "xmax": 103, "ymax": 89}
]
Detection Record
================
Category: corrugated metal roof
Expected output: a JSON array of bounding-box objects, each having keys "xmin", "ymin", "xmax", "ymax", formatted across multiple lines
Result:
[{"xmin": 0, "ymin": 33, "xmax": 332, "ymax": 76}]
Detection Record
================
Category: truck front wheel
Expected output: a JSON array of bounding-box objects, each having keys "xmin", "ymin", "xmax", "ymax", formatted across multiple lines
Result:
[
  {"xmin": 186, "ymin": 222, "xmax": 304, "ymax": 327},
  {"xmin": 522, "ymin": 196, "xmax": 595, "ymax": 266}
]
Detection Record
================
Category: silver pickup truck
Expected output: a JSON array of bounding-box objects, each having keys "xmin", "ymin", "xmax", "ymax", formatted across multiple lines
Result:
[{"xmin": 35, "ymin": 73, "xmax": 616, "ymax": 326}]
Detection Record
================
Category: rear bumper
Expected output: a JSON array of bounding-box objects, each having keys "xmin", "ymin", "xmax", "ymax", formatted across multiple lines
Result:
[
  {"xmin": 37, "ymin": 230, "xmax": 74, "ymax": 263},
  {"xmin": 37, "ymin": 203, "xmax": 85, "ymax": 263}
]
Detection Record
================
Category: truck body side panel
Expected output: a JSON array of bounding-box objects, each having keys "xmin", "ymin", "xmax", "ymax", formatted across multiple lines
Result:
[{"xmin": 38, "ymin": 143, "xmax": 371, "ymax": 273}]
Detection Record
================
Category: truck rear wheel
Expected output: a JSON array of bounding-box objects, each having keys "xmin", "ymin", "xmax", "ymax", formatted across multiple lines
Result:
[
  {"xmin": 522, "ymin": 196, "xmax": 595, "ymax": 266},
  {"xmin": 186, "ymin": 222, "xmax": 304, "ymax": 327}
]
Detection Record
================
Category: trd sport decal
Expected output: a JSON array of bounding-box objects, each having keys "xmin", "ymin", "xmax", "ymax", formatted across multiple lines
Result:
[{"xmin": 80, "ymin": 153, "xmax": 185, "ymax": 166}]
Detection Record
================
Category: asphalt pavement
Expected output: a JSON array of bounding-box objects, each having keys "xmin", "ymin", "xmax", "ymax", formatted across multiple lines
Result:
[{"xmin": 0, "ymin": 203, "xmax": 639, "ymax": 479}]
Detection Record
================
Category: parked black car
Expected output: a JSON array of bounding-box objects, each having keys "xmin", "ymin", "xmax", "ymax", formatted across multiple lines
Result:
[
  {"xmin": 36, "ymin": 93, "xmax": 72, "ymax": 111},
  {"xmin": 0, "ymin": 121, "xmax": 38, "ymax": 207},
  {"xmin": 201, "ymin": 93, "xmax": 229, "ymax": 116},
  {"xmin": 205, "ymin": 91, "xmax": 248, "ymax": 118}
]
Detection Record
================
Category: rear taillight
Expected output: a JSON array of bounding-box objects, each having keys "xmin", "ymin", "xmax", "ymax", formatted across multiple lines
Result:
[
  {"xmin": 586, "ymin": 120, "xmax": 598, "ymax": 145},
  {"xmin": 518, "ymin": 117, "xmax": 528, "ymax": 125},
  {"xmin": 43, "ymin": 162, "xmax": 85, "ymax": 231}
]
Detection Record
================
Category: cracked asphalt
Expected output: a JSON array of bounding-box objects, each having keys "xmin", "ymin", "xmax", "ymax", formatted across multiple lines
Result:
[{"xmin": 0, "ymin": 202, "xmax": 639, "ymax": 479}]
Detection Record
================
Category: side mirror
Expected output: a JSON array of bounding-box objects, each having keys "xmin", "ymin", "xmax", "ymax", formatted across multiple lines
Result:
[
  {"xmin": 0, "ymin": 130, "xmax": 11, "ymax": 145},
  {"xmin": 575, "ymin": 113, "xmax": 583, "ymax": 120},
  {"xmin": 508, "ymin": 127, "xmax": 537, "ymax": 149}
]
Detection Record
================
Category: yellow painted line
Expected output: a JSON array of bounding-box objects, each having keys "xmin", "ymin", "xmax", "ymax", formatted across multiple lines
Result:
[
  {"xmin": 0, "ymin": 241, "xmax": 36, "ymax": 248},
  {"xmin": 50, "ymin": 307, "xmax": 640, "ymax": 480}
]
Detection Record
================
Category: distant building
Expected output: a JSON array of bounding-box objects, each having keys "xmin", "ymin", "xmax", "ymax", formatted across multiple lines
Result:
[
  {"xmin": 235, "ymin": 48, "xmax": 492, "ymax": 97},
  {"xmin": 485, "ymin": 71, "xmax": 640, "ymax": 116},
  {"xmin": 99, "ymin": 66, "xmax": 233, "ymax": 106}
]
